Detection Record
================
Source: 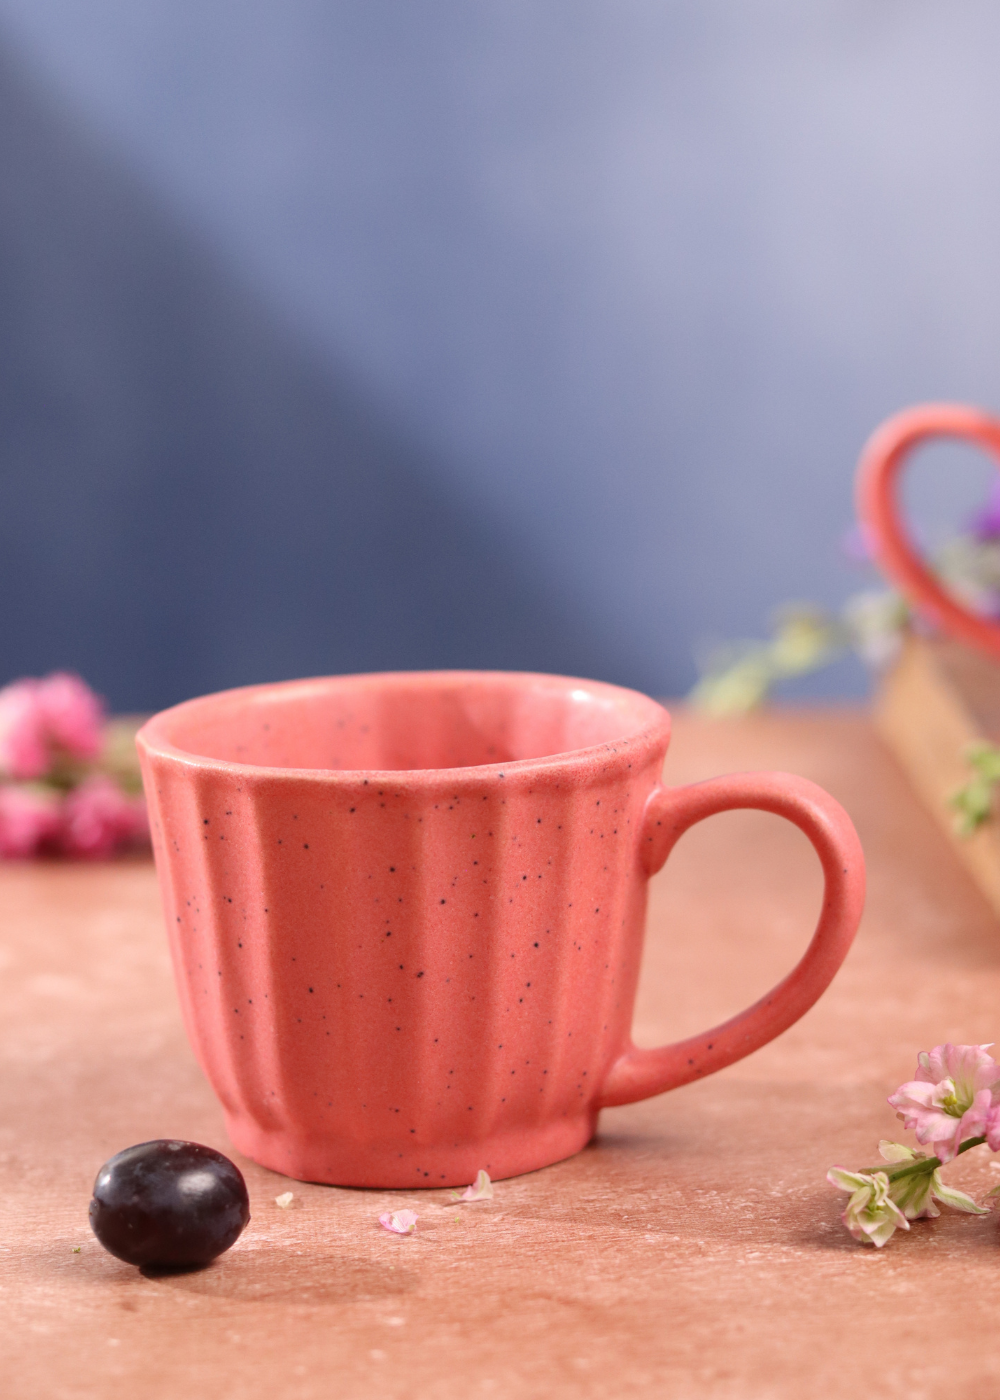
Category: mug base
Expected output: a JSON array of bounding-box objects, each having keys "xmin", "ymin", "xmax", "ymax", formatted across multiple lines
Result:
[{"xmin": 224, "ymin": 1111, "xmax": 599, "ymax": 1188}]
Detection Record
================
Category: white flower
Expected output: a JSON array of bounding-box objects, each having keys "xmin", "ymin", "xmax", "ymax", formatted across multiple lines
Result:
[
  {"xmin": 826, "ymin": 1168, "xmax": 909, "ymax": 1247},
  {"xmin": 876, "ymin": 1142, "xmax": 986, "ymax": 1221}
]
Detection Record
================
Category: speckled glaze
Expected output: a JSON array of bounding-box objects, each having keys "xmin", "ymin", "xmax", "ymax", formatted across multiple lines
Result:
[
  {"xmin": 136, "ymin": 672, "xmax": 865, "ymax": 1188},
  {"xmin": 857, "ymin": 403, "xmax": 1000, "ymax": 658}
]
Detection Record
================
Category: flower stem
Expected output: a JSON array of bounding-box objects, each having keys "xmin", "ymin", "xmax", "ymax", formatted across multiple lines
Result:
[{"xmin": 861, "ymin": 1135, "xmax": 986, "ymax": 1181}]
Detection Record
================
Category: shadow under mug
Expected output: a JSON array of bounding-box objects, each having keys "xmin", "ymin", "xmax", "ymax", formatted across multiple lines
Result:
[
  {"xmin": 857, "ymin": 402, "xmax": 1000, "ymax": 658},
  {"xmin": 137, "ymin": 671, "xmax": 865, "ymax": 1188}
]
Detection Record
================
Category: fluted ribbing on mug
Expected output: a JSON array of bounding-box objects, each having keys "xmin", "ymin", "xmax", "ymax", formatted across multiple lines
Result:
[{"xmin": 142, "ymin": 744, "xmax": 659, "ymax": 1187}]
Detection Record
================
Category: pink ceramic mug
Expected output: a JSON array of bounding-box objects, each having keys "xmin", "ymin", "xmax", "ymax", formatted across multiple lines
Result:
[
  {"xmin": 857, "ymin": 402, "xmax": 1000, "ymax": 658},
  {"xmin": 137, "ymin": 671, "xmax": 865, "ymax": 1188}
]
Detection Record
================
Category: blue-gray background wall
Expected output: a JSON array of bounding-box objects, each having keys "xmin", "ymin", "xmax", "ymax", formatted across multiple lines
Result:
[{"xmin": 2, "ymin": 1, "xmax": 999, "ymax": 711}]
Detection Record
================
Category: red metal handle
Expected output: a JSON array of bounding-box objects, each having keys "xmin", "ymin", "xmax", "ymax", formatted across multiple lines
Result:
[
  {"xmin": 597, "ymin": 771, "xmax": 865, "ymax": 1107},
  {"xmin": 856, "ymin": 402, "xmax": 1000, "ymax": 659}
]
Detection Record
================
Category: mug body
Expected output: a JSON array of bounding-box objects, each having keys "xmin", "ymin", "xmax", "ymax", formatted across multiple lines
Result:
[{"xmin": 137, "ymin": 672, "xmax": 670, "ymax": 1187}]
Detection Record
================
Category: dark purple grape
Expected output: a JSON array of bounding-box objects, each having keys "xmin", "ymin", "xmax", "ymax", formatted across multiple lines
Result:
[{"xmin": 89, "ymin": 1140, "xmax": 250, "ymax": 1269}]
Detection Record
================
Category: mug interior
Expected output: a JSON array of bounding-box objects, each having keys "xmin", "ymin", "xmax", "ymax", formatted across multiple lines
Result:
[{"xmin": 147, "ymin": 672, "xmax": 668, "ymax": 774}]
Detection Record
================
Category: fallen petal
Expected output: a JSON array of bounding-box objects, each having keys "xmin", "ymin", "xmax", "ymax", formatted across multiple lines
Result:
[
  {"xmin": 451, "ymin": 1169, "xmax": 494, "ymax": 1202},
  {"xmin": 379, "ymin": 1210, "xmax": 418, "ymax": 1234}
]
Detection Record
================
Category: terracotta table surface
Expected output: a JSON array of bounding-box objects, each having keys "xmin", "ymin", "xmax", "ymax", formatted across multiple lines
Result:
[{"xmin": 3, "ymin": 707, "xmax": 1000, "ymax": 1400}]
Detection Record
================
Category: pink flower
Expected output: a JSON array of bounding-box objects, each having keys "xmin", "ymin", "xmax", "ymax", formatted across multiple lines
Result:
[
  {"xmin": 0, "ymin": 673, "xmax": 104, "ymax": 780},
  {"xmin": 36, "ymin": 673, "xmax": 103, "ymax": 762},
  {"xmin": 59, "ymin": 776, "xmax": 145, "ymax": 858},
  {"xmin": 888, "ymin": 1044, "xmax": 1000, "ymax": 1163},
  {"xmin": 0, "ymin": 784, "xmax": 62, "ymax": 857},
  {"xmin": 0, "ymin": 682, "xmax": 49, "ymax": 779}
]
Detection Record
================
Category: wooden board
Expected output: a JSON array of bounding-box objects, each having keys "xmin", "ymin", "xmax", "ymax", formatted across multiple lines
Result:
[
  {"xmin": 5, "ymin": 709, "xmax": 1000, "ymax": 1400},
  {"xmin": 874, "ymin": 633, "xmax": 1000, "ymax": 920}
]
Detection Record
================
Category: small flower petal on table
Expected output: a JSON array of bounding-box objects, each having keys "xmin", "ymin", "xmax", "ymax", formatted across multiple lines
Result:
[
  {"xmin": 379, "ymin": 1210, "xmax": 418, "ymax": 1235},
  {"xmin": 451, "ymin": 1169, "xmax": 493, "ymax": 1202}
]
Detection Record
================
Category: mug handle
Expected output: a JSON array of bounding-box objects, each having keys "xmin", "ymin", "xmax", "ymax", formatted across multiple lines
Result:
[
  {"xmin": 597, "ymin": 771, "xmax": 865, "ymax": 1107},
  {"xmin": 856, "ymin": 402, "xmax": 1000, "ymax": 658}
]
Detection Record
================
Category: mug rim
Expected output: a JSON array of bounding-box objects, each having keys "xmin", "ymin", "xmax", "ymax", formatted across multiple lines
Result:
[{"xmin": 136, "ymin": 669, "xmax": 671, "ymax": 784}]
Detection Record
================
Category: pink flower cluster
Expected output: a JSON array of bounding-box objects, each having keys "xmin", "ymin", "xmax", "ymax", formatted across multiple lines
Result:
[
  {"xmin": 0, "ymin": 673, "xmax": 148, "ymax": 859},
  {"xmin": 828, "ymin": 1043, "xmax": 1000, "ymax": 1248},
  {"xmin": 888, "ymin": 1042, "xmax": 1000, "ymax": 1161},
  {"xmin": 0, "ymin": 774, "xmax": 148, "ymax": 859}
]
